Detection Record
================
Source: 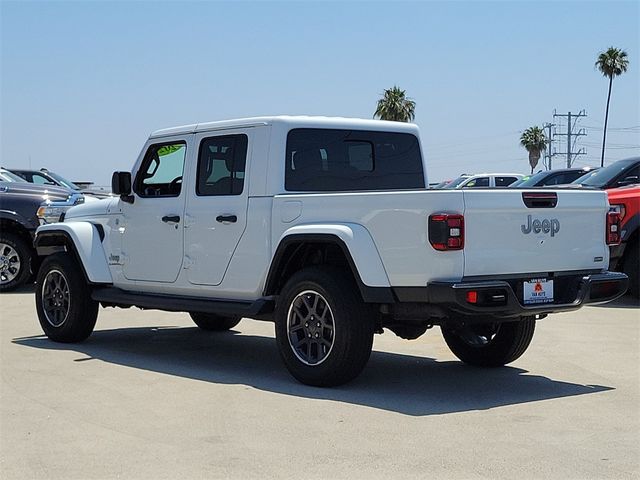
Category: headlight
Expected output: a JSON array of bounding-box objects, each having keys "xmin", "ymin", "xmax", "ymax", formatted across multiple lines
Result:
[
  {"xmin": 37, "ymin": 193, "xmax": 84, "ymax": 225},
  {"xmin": 37, "ymin": 205, "xmax": 70, "ymax": 224}
]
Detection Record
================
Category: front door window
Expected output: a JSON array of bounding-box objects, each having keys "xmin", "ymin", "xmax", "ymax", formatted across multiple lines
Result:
[{"xmin": 135, "ymin": 142, "xmax": 186, "ymax": 197}]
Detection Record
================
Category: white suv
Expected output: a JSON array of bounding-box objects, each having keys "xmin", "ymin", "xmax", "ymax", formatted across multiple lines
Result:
[{"xmin": 445, "ymin": 173, "xmax": 524, "ymax": 188}]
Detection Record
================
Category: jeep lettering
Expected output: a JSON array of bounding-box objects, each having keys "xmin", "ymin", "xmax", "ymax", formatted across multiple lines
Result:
[{"xmin": 521, "ymin": 215, "xmax": 560, "ymax": 237}]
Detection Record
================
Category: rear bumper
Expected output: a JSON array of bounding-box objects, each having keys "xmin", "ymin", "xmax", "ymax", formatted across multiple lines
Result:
[{"xmin": 393, "ymin": 271, "xmax": 628, "ymax": 318}]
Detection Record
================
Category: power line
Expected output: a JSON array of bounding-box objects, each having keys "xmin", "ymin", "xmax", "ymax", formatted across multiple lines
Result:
[{"xmin": 582, "ymin": 124, "xmax": 640, "ymax": 131}]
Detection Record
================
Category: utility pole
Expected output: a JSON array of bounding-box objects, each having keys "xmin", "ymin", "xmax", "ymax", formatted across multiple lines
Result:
[
  {"xmin": 543, "ymin": 122, "xmax": 555, "ymax": 170},
  {"xmin": 553, "ymin": 110, "xmax": 587, "ymax": 168}
]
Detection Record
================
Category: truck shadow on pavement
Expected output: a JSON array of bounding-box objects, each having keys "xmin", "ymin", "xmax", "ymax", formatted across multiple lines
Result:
[
  {"xmin": 3, "ymin": 284, "xmax": 35, "ymax": 295},
  {"xmin": 13, "ymin": 325, "xmax": 613, "ymax": 417},
  {"xmin": 591, "ymin": 295, "xmax": 639, "ymax": 308}
]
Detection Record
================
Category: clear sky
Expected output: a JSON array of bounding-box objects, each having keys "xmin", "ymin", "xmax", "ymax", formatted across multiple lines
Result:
[{"xmin": 1, "ymin": 0, "xmax": 639, "ymax": 185}]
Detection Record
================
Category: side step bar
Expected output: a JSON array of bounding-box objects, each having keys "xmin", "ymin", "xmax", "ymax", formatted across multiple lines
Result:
[{"xmin": 91, "ymin": 287, "xmax": 276, "ymax": 318}]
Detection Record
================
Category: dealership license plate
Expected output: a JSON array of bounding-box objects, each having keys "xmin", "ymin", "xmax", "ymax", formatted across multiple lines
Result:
[{"xmin": 523, "ymin": 278, "xmax": 554, "ymax": 304}]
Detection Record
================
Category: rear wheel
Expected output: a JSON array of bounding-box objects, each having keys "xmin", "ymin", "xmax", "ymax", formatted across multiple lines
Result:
[
  {"xmin": 441, "ymin": 317, "xmax": 535, "ymax": 367},
  {"xmin": 189, "ymin": 312, "xmax": 241, "ymax": 331},
  {"xmin": 35, "ymin": 253, "xmax": 98, "ymax": 342},
  {"xmin": 0, "ymin": 232, "xmax": 32, "ymax": 292},
  {"xmin": 275, "ymin": 266, "xmax": 374, "ymax": 387}
]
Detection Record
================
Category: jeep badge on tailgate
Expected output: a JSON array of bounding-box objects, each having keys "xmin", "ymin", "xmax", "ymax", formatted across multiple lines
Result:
[{"xmin": 521, "ymin": 215, "xmax": 560, "ymax": 237}]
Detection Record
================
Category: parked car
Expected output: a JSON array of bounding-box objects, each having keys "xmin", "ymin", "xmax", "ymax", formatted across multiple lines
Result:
[
  {"xmin": 510, "ymin": 167, "xmax": 598, "ymax": 188},
  {"xmin": 431, "ymin": 179, "xmax": 454, "ymax": 189},
  {"xmin": 0, "ymin": 167, "xmax": 28, "ymax": 183},
  {"xmin": 1, "ymin": 176, "xmax": 84, "ymax": 291},
  {"xmin": 443, "ymin": 173, "xmax": 524, "ymax": 188},
  {"xmin": 8, "ymin": 168, "xmax": 111, "ymax": 200},
  {"xmin": 570, "ymin": 157, "xmax": 640, "ymax": 190},
  {"xmin": 439, "ymin": 174, "xmax": 470, "ymax": 189},
  {"xmin": 607, "ymin": 185, "xmax": 639, "ymax": 297},
  {"xmin": 33, "ymin": 116, "xmax": 626, "ymax": 386},
  {"xmin": 9, "ymin": 167, "xmax": 79, "ymax": 189}
]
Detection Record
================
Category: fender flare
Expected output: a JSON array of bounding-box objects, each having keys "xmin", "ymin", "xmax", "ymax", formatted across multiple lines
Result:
[
  {"xmin": 35, "ymin": 222, "xmax": 112, "ymax": 284},
  {"xmin": 265, "ymin": 223, "xmax": 393, "ymax": 303},
  {"xmin": 621, "ymin": 213, "xmax": 639, "ymax": 243}
]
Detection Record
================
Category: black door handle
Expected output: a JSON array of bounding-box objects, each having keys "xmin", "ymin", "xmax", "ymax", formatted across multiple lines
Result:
[
  {"xmin": 162, "ymin": 215, "xmax": 180, "ymax": 223},
  {"xmin": 216, "ymin": 215, "xmax": 237, "ymax": 223}
]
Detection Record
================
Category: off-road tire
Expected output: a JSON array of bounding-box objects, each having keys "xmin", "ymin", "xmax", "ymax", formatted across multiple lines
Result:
[
  {"xmin": 189, "ymin": 312, "xmax": 241, "ymax": 331},
  {"xmin": 622, "ymin": 240, "xmax": 639, "ymax": 298},
  {"xmin": 35, "ymin": 253, "xmax": 98, "ymax": 342},
  {"xmin": 0, "ymin": 232, "xmax": 32, "ymax": 292},
  {"xmin": 275, "ymin": 266, "xmax": 374, "ymax": 387},
  {"xmin": 441, "ymin": 317, "xmax": 536, "ymax": 367}
]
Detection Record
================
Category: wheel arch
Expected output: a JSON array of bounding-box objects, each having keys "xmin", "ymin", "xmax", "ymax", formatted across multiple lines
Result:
[
  {"xmin": 0, "ymin": 215, "xmax": 34, "ymax": 244},
  {"xmin": 35, "ymin": 222, "xmax": 112, "ymax": 284},
  {"xmin": 264, "ymin": 224, "xmax": 394, "ymax": 303},
  {"xmin": 621, "ymin": 213, "xmax": 639, "ymax": 247}
]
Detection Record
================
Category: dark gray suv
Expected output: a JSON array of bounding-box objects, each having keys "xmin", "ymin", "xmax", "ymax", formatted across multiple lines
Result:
[{"xmin": 0, "ymin": 170, "xmax": 83, "ymax": 291}]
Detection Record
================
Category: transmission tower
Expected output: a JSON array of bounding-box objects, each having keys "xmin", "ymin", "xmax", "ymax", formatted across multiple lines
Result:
[
  {"xmin": 542, "ymin": 122, "xmax": 555, "ymax": 170},
  {"xmin": 552, "ymin": 110, "xmax": 587, "ymax": 168}
]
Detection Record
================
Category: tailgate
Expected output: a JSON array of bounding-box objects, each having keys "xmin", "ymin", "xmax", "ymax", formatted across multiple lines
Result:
[{"xmin": 463, "ymin": 189, "xmax": 609, "ymax": 277}]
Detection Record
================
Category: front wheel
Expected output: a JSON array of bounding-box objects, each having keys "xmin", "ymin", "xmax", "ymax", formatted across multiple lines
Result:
[
  {"xmin": 35, "ymin": 253, "xmax": 99, "ymax": 342},
  {"xmin": 275, "ymin": 266, "xmax": 374, "ymax": 387},
  {"xmin": 441, "ymin": 318, "xmax": 536, "ymax": 367},
  {"xmin": 0, "ymin": 232, "xmax": 33, "ymax": 292}
]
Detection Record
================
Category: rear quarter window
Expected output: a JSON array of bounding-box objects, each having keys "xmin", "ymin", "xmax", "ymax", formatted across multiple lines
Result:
[
  {"xmin": 495, "ymin": 176, "xmax": 518, "ymax": 187},
  {"xmin": 285, "ymin": 128, "xmax": 425, "ymax": 191}
]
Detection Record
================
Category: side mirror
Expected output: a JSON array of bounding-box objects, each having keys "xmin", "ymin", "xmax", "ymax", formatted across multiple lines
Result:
[{"xmin": 111, "ymin": 171, "xmax": 134, "ymax": 203}]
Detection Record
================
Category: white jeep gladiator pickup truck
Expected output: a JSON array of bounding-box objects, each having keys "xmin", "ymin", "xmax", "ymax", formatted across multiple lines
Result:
[{"xmin": 33, "ymin": 116, "xmax": 628, "ymax": 386}]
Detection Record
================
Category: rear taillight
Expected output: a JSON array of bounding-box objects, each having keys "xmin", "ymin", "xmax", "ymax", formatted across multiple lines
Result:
[
  {"xmin": 610, "ymin": 204, "xmax": 626, "ymax": 221},
  {"xmin": 606, "ymin": 211, "xmax": 621, "ymax": 245},
  {"xmin": 429, "ymin": 214, "xmax": 464, "ymax": 251}
]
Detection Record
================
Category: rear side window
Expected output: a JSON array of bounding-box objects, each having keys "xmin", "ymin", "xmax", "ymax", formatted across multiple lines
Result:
[
  {"xmin": 541, "ymin": 173, "xmax": 563, "ymax": 186},
  {"xmin": 197, "ymin": 134, "xmax": 248, "ymax": 196},
  {"xmin": 562, "ymin": 171, "xmax": 589, "ymax": 184},
  {"xmin": 495, "ymin": 176, "xmax": 518, "ymax": 187},
  {"xmin": 542, "ymin": 172, "xmax": 579, "ymax": 186},
  {"xmin": 285, "ymin": 129, "xmax": 424, "ymax": 191},
  {"xmin": 619, "ymin": 165, "xmax": 640, "ymax": 185}
]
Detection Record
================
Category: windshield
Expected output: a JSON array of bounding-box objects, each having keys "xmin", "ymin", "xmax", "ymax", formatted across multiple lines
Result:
[
  {"xmin": 45, "ymin": 171, "xmax": 80, "ymax": 190},
  {"xmin": 572, "ymin": 158, "xmax": 638, "ymax": 187},
  {"xmin": 510, "ymin": 175, "xmax": 539, "ymax": 187},
  {"xmin": 443, "ymin": 176, "xmax": 471, "ymax": 189},
  {"xmin": 516, "ymin": 171, "xmax": 550, "ymax": 187},
  {"xmin": 0, "ymin": 169, "xmax": 27, "ymax": 182}
]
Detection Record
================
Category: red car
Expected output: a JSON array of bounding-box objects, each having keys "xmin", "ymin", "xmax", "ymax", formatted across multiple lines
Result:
[{"xmin": 608, "ymin": 184, "xmax": 640, "ymax": 297}]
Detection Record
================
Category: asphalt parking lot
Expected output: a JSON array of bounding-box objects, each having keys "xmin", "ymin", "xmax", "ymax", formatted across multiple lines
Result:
[{"xmin": 1, "ymin": 288, "xmax": 638, "ymax": 480}]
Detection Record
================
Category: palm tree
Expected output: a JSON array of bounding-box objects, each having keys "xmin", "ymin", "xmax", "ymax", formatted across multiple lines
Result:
[
  {"xmin": 520, "ymin": 126, "xmax": 548, "ymax": 174},
  {"xmin": 595, "ymin": 47, "xmax": 629, "ymax": 167},
  {"xmin": 374, "ymin": 86, "xmax": 416, "ymax": 122}
]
